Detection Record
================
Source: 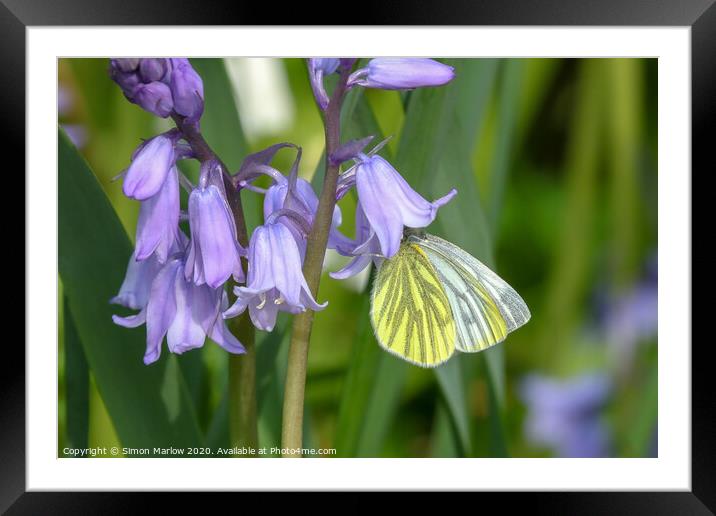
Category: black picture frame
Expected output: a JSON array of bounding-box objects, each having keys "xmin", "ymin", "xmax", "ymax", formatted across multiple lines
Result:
[{"xmin": 6, "ymin": 0, "xmax": 709, "ymax": 512}]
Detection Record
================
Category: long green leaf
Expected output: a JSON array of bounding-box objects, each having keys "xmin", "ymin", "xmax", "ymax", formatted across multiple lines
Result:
[
  {"xmin": 58, "ymin": 128, "xmax": 202, "ymax": 452},
  {"xmin": 63, "ymin": 296, "xmax": 89, "ymax": 451}
]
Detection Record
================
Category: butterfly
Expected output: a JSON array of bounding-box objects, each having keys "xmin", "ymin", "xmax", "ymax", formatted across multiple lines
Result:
[{"xmin": 370, "ymin": 229, "xmax": 530, "ymax": 367}]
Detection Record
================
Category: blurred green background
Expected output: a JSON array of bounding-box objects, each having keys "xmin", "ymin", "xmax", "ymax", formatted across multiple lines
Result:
[{"xmin": 58, "ymin": 58, "xmax": 657, "ymax": 458}]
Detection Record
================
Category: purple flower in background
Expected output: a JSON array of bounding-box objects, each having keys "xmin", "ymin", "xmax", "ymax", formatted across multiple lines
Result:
[
  {"xmin": 308, "ymin": 58, "xmax": 341, "ymax": 110},
  {"xmin": 330, "ymin": 200, "xmax": 384, "ymax": 280},
  {"xmin": 520, "ymin": 373, "xmax": 612, "ymax": 458},
  {"xmin": 122, "ymin": 133, "xmax": 176, "ymax": 200},
  {"xmin": 223, "ymin": 222, "xmax": 326, "ymax": 332},
  {"xmin": 185, "ymin": 161, "xmax": 245, "ymax": 288},
  {"xmin": 348, "ymin": 58, "xmax": 455, "ymax": 90},
  {"xmin": 344, "ymin": 154, "xmax": 456, "ymax": 258},
  {"xmin": 134, "ymin": 165, "xmax": 180, "ymax": 262},
  {"xmin": 113, "ymin": 255, "xmax": 244, "ymax": 365},
  {"xmin": 170, "ymin": 58, "xmax": 204, "ymax": 121},
  {"xmin": 604, "ymin": 255, "xmax": 658, "ymax": 375}
]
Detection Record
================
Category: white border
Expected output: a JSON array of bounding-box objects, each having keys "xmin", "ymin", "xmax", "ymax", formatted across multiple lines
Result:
[{"xmin": 28, "ymin": 27, "xmax": 690, "ymax": 490}]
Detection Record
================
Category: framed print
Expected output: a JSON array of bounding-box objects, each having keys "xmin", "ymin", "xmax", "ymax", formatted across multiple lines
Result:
[{"xmin": 6, "ymin": 0, "xmax": 710, "ymax": 511}]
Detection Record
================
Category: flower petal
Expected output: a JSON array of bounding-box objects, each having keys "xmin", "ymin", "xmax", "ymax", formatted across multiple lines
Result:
[
  {"xmin": 144, "ymin": 259, "xmax": 181, "ymax": 364},
  {"xmin": 134, "ymin": 166, "xmax": 180, "ymax": 262},
  {"xmin": 166, "ymin": 271, "xmax": 206, "ymax": 355},
  {"xmin": 355, "ymin": 157, "xmax": 404, "ymax": 257},
  {"xmin": 122, "ymin": 134, "xmax": 174, "ymax": 200},
  {"xmin": 187, "ymin": 184, "xmax": 243, "ymax": 288}
]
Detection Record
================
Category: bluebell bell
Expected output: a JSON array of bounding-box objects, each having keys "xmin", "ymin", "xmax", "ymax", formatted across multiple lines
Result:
[
  {"xmin": 185, "ymin": 161, "xmax": 245, "ymax": 288},
  {"xmin": 113, "ymin": 254, "xmax": 245, "ymax": 365},
  {"xmin": 138, "ymin": 58, "xmax": 171, "ymax": 83},
  {"xmin": 133, "ymin": 81, "xmax": 174, "ymax": 118},
  {"xmin": 348, "ymin": 58, "xmax": 455, "ymax": 90},
  {"xmin": 134, "ymin": 165, "xmax": 180, "ymax": 263},
  {"xmin": 330, "ymin": 200, "xmax": 384, "ymax": 280},
  {"xmin": 170, "ymin": 58, "xmax": 204, "ymax": 121},
  {"xmin": 343, "ymin": 153, "xmax": 457, "ymax": 258},
  {"xmin": 122, "ymin": 132, "xmax": 176, "ymax": 200},
  {"xmin": 223, "ymin": 222, "xmax": 326, "ymax": 332},
  {"xmin": 308, "ymin": 58, "xmax": 341, "ymax": 110}
]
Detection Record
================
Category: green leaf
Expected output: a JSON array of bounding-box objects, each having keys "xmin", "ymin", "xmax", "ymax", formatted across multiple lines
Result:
[
  {"xmin": 63, "ymin": 296, "xmax": 89, "ymax": 450},
  {"xmin": 58, "ymin": 128, "xmax": 202, "ymax": 452},
  {"xmin": 434, "ymin": 359, "xmax": 471, "ymax": 456},
  {"xmin": 486, "ymin": 59, "xmax": 523, "ymax": 233}
]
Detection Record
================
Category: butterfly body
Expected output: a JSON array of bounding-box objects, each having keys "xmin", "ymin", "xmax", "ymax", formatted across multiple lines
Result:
[{"xmin": 371, "ymin": 231, "xmax": 530, "ymax": 367}]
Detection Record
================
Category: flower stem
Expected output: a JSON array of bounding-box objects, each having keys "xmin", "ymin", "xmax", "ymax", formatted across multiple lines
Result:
[
  {"xmin": 281, "ymin": 67, "xmax": 350, "ymax": 456},
  {"xmin": 172, "ymin": 113, "xmax": 258, "ymax": 454}
]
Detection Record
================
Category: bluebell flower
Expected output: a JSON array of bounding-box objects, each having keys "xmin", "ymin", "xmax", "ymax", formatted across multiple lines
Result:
[
  {"xmin": 113, "ymin": 254, "xmax": 244, "ymax": 365},
  {"xmin": 341, "ymin": 153, "xmax": 457, "ymax": 258},
  {"xmin": 112, "ymin": 232, "xmax": 187, "ymax": 310},
  {"xmin": 109, "ymin": 58, "xmax": 203, "ymax": 121},
  {"xmin": 308, "ymin": 58, "xmax": 341, "ymax": 110},
  {"xmin": 348, "ymin": 58, "xmax": 455, "ymax": 90},
  {"xmin": 520, "ymin": 373, "xmax": 612, "ymax": 458},
  {"xmin": 330, "ymin": 200, "xmax": 384, "ymax": 280},
  {"xmin": 134, "ymin": 165, "xmax": 180, "ymax": 263},
  {"xmin": 263, "ymin": 174, "xmax": 347, "ymax": 259},
  {"xmin": 133, "ymin": 81, "xmax": 174, "ymax": 118},
  {"xmin": 122, "ymin": 132, "xmax": 176, "ymax": 200},
  {"xmin": 138, "ymin": 58, "xmax": 172, "ymax": 83},
  {"xmin": 223, "ymin": 222, "xmax": 326, "ymax": 332},
  {"xmin": 185, "ymin": 161, "xmax": 245, "ymax": 288},
  {"xmin": 170, "ymin": 58, "xmax": 204, "ymax": 122}
]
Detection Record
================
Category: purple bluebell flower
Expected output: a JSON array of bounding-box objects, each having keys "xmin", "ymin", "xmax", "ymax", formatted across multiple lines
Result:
[
  {"xmin": 138, "ymin": 58, "xmax": 172, "ymax": 83},
  {"xmin": 122, "ymin": 132, "xmax": 176, "ymax": 200},
  {"xmin": 185, "ymin": 161, "xmax": 245, "ymax": 288},
  {"xmin": 520, "ymin": 373, "xmax": 612, "ymax": 458},
  {"xmin": 308, "ymin": 58, "xmax": 341, "ymax": 110},
  {"xmin": 348, "ymin": 58, "xmax": 455, "ymax": 90},
  {"xmin": 344, "ymin": 153, "xmax": 456, "ymax": 258},
  {"xmin": 263, "ymin": 175, "xmax": 346, "ymax": 259},
  {"xmin": 133, "ymin": 81, "xmax": 174, "ymax": 118},
  {"xmin": 112, "ymin": 58, "xmax": 140, "ymax": 73},
  {"xmin": 223, "ymin": 222, "xmax": 326, "ymax": 331},
  {"xmin": 113, "ymin": 255, "xmax": 244, "ymax": 365},
  {"xmin": 134, "ymin": 165, "xmax": 180, "ymax": 262},
  {"xmin": 330, "ymin": 200, "xmax": 384, "ymax": 280},
  {"xmin": 112, "ymin": 232, "xmax": 187, "ymax": 310},
  {"xmin": 170, "ymin": 58, "xmax": 204, "ymax": 121}
]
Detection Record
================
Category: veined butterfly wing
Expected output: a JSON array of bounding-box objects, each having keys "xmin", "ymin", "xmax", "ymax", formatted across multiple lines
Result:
[
  {"xmin": 412, "ymin": 233, "xmax": 530, "ymax": 353},
  {"xmin": 370, "ymin": 242, "xmax": 456, "ymax": 367}
]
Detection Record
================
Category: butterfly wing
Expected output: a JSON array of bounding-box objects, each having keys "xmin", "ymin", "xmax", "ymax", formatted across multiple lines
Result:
[
  {"xmin": 414, "ymin": 234, "xmax": 530, "ymax": 353},
  {"xmin": 371, "ymin": 242, "xmax": 456, "ymax": 367}
]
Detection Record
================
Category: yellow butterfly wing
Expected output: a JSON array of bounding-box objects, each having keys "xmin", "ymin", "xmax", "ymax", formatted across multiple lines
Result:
[
  {"xmin": 371, "ymin": 242, "xmax": 456, "ymax": 367},
  {"xmin": 413, "ymin": 234, "xmax": 530, "ymax": 353}
]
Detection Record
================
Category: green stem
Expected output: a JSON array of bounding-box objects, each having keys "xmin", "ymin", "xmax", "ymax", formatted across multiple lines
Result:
[
  {"xmin": 281, "ymin": 66, "xmax": 351, "ymax": 456},
  {"xmin": 229, "ymin": 314, "xmax": 257, "ymax": 453},
  {"xmin": 172, "ymin": 113, "xmax": 258, "ymax": 454}
]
